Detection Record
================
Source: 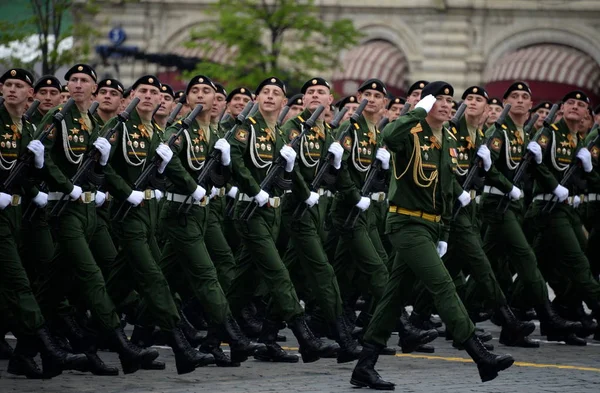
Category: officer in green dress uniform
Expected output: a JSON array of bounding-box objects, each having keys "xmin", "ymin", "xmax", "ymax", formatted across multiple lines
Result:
[
  {"xmin": 94, "ymin": 78, "xmax": 125, "ymax": 127},
  {"xmin": 35, "ymin": 64, "xmax": 158, "ymax": 375},
  {"xmin": 154, "ymin": 83, "xmax": 176, "ymax": 130},
  {"xmin": 585, "ymin": 123, "xmax": 600, "ymax": 340},
  {"xmin": 285, "ymin": 93, "xmax": 305, "ymax": 124},
  {"xmin": 351, "ymin": 82, "xmax": 514, "ymax": 390},
  {"xmin": 336, "ymin": 95, "xmax": 360, "ymax": 123},
  {"xmin": 480, "ymin": 81, "xmax": 581, "ymax": 344},
  {"xmin": 60, "ymin": 84, "xmax": 70, "ymax": 104},
  {"xmin": 32, "ymin": 76, "xmax": 62, "ymax": 125},
  {"xmin": 386, "ymin": 97, "xmax": 405, "ymax": 122},
  {"xmin": 530, "ymin": 101, "xmax": 552, "ymax": 137},
  {"xmin": 0, "ymin": 68, "xmax": 87, "ymax": 379},
  {"xmin": 405, "ymin": 80, "xmax": 428, "ymax": 107},
  {"xmin": 484, "ymin": 98, "xmax": 503, "ymax": 130}
]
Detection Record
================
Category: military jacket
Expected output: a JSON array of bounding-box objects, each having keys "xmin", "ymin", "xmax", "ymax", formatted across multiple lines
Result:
[
  {"xmin": 30, "ymin": 109, "xmax": 44, "ymax": 129},
  {"xmin": 37, "ymin": 103, "xmax": 100, "ymax": 194},
  {"xmin": 229, "ymin": 110, "xmax": 289, "ymax": 197},
  {"xmin": 383, "ymin": 108, "xmax": 457, "ymax": 233},
  {"xmin": 585, "ymin": 127, "xmax": 600, "ymax": 193},
  {"xmin": 280, "ymin": 108, "xmax": 336, "ymax": 202}
]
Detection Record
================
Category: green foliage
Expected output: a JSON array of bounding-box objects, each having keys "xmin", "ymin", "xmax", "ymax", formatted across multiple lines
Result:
[{"xmin": 184, "ymin": 0, "xmax": 361, "ymax": 93}]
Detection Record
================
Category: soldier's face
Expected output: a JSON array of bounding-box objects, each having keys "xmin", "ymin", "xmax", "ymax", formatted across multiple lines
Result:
[
  {"xmin": 595, "ymin": 113, "xmax": 600, "ymax": 125},
  {"xmin": 285, "ymin": 104, "xmax": 303, "ymax": 122},
  {"xmin": 133, "ymin": 85, "xmax": 161, "ymax": 114},
  {"xmin": 1, "ymin": 79, "xmax": 33, "ymax": 106},
  {"xmin": 187, "ymin": 84, "xmax": 215, "ymax": 114},
  {"xmin": 157, "ymin": 93, "xmax": 174, "ymax": 117},
  {"xmin": 407, "ymin": 89, "xmax": 422, "ymax": 106},
  {"xmin": 562, "ymin": 99, "xmax": 587, "ymax": 122},
  {"xmin": 387, "ymin": 104, "xmax": 403, "ymax": 121},
  {"xmin": 303, "ymin": 86, "xmax": 333, "ymax": 112},
  {"xmin": 487, "ymin": 104, "xmax": 502, "ymax": 123},
  {"xmin": 579, "ymin": 112, "xmax": 593, "ymax": 133},
  {"xmin": 257, "ymin": 86, "xmax": 284, "ymax": 115},
  {"xmin": 228, "ymin": 93, "xmax": 251, "ymax": 116},
  {"xmin": 211, "ymin": 93, "xmax": 226, "ymax": 119},
  {"xmin": 97, "ymin": 87, "xmax": 123, "ymax": 114},
  {"xmin": 35, "ymin": 87, "xmax": 61, "ymax": 112},
  {"xmin": 342, "ymin": 103, "xmax": 360, "ymax": 122},
  {"xmin": 67, "ymin": 73, "xmax": 96, "ymax": 104},
  {"xmin": 534, "ymin": 107, "xmax": 550, "ymax": 129},
  {"xmin": 428, "ymin": 95, "xmax": 453, "ymax": 123},
  {"xmin": 60, "ymin": 92, "xmax": 70, "ymax": 103},
  {"xmin": 464, "ymin": 94, "xmax": 487, "ymax": 118},
  {"xmin": 358, "ymin": 89, "xmax": 386, "ymax": 115},
  {"xmin": 504, "ymin": 91, "xmax": 532, "ymax": 116}
]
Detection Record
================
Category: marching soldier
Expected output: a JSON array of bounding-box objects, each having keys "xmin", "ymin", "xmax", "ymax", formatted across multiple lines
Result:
[
  {"xmin": 222, "ymin": 87, "xmax": 253, "ymax": 130},
  {"xmin": 386, "ymin": 97, "xmax": 405, "ymax": 122},
  {"xmin": 94, "ymin": 78, "xmax": 125, "ymax": 126},
  {"xmin": 60, "ymin": 85, "xmax": 70, "ymax": 104},
  {"xmin": 211, "ymin": 83, "xmax": 228, "ymax": 126},
  {"xmin": 32, "ymin": 76, "xmax": 62, "ymax": 125},
  {"xmin": 485, "ymin": 98, "xmax": 503, "ymax": 129},
  {"xmin": 530, "ymin": 101, "xmax": 552, "ymax": 136},
  {"xmin": 405, "ymin": 80, "xmax": 428, "ymax": 107},
  {"xmin": 336, "ymin": 95, "xmax": 359, "ymax": 123},
  {"xmin": 285, "ymin": 93, "xmax": 304, "ymax": 123},
  {"xmin": 154, "ymin": 84, "xmax": 176, "ymax": 130}
]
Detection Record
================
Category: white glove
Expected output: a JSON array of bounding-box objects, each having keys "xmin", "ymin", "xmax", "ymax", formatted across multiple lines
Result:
[
  {"xmin": 509, "ymin": 185, "xmax": 522, "ymax": 200},
  {"xmin": 552, "ymin": 184, "xmax": 569, "ymax": 202},
  {"xmin": 27, "ymin": 140, "xmax": 45, "ymax": 169},
  {"xmin": 577, "ymin": 148, "xmax": 593, "ymax": 173},
  {"xmin": 93, "ymin": 137, "xmax": 111, "ymax": 166},
  {"xmin": 254, "ymin": 189, "xmax": 269, "ymax": 207},
  {"xmin": 458, "ymin": 190, "xmax": 471, "ymax": 207},
  {"xmin": 127, "ymin": 190, "xmax": 144, "ymax": 206},
  {"xmin": 375, "ymin": 148, "xmax": 391, "ymax": 170},
  {"xmin": 280, "ymin": 145, "xmax": 297, "ymax": 172},
  {"xmin": 32, "ymin": 191, "xmax": 48, "ymax": 208},
  {"xmin": 527, "ymin": 141, "xmax": 542, "ymax": 164},
  {"xmin": 214, "ymin": 138, "xmax": 231, "ymax": 166},
  {"xmin": 415, "ymin": 94, "xmax": 436, "ymax": 113},
  {"xmin": 356, "ymin": 196, "xmax": 371, "ymax": 211},
  {"xmin": 0, "ymin": 192, "xmax": 11, "ymax": 209},
  {"xmin": 572, "ymin": 195, "xmax": 581, "ymax": 208},
  {"xmin": 477, "ymin": 145, "xmax": 492, "ymax": 172},
  {"xmin": 209, "ymin": 186, "xmax": 219, "ymax": 199},
  {"xmin": 437, "ymin": 241, "xmax": 448, "ymax": 258},
  {"xmin": 95, "ymin": 191, "xmax": 106, "ymax": 207},
  {"xmin": 192, "ymin": 185, "xmax": 206, "ymax": 201},
  {"xmin": 69, "ymin": 185, "xmax": 83, "ymax": 200},
  {"xmin": 156, "ymin": 144, "xmax": 173, "ymax": 174},
  {"xmin": 155, "ymin": 189, "xmax": 163, "ymax": 202},
  {"xmin": 304, "ymin": 191, "xmax": 320, "ymax": 207},
  {"xmin": 227, "ymin": 186, "xmax": 238, "ymax": 199},
  {"xmin": 328, "ymin": 142, "xmax": 344, "ymax": 170}
]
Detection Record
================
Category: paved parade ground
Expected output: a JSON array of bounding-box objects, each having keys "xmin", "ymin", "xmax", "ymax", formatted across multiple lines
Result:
[{"xmin": 1, "ymin": 320, "xmax": 599, "ymax": 393}]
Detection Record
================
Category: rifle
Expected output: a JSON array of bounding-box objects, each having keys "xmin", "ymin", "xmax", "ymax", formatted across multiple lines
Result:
[
  {"xmin": 111, "ymin": 104, "xmax": 203, "ymax": 222},
  {"xmin": 1, "ymin": 98, "xmax": 75, "ymax": 194},
  {"xmin": 377, "ymin": 117, "xmax": 389, "ymax": 131},
  {"xmin": 329, "ymin": 107, "xmax": 348, "ymax": 129},
  {"xmin": 293, "ymin": 99, "xmax": 368, "ymax": 220},
  {"xmin": 451, "ymin": 103, "xmax": 511, "ymax": 219},
  {"xmin": 22, "ymin": 100, "xmax": 40, "ymax": 123},
  {"xmin": 150, "ymin": 103, "xmax": 161, "ymax": 124},
  {"xmin": 166, "ymin": 98, "xmax": 184, "ymax": 127},
  {"xmin": 276, "ymin": 106, "xmax": 290, "ymax": 127},
  {"xmin": 238, "ymin": 105, "xmax": 325, "ymax": 222},
  {"xmin": 400, "ymin": 102, "xmax": 412, "ymax": 116},
  {"xmin": 497, "ymin": 104, "xmax": 559, "ymax": 213},
  {"xmin": 49, "ymin": 98, "xmax": 140, "ymax": 218},
  {"xmin": 88, "ymin": 101, "xmax": 100, "ymax": 118},
  {"xmin": 248, "ymin": 102, "xmax": 260, "ymax": 118},
  {"xmin": 542, "ymin": 122, "xmax": 600, "ymax": 214},
  {"xmin": 179, "ymin": 101, "xmax": 254, "ymax": 214}
]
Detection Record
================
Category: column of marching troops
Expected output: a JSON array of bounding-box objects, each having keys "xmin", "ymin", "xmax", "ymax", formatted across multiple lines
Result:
[{"xmin": 1, "ymin": 62, "xmax": 600, "ymax": 390}]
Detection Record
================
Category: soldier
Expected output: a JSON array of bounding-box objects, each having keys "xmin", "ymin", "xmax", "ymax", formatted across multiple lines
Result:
[
  {"xmin": 531, "ymin": 101, "xmax": 552, "ymax": 135},
  {"xmin": 405, "ymin": 80, "xmax": 428, "ymax": 107},
  {"xmin": 480, "ymin": 81, "xmax": 581, "ymax": 346},
  {"xmin": 285, "ymin": 93, "xmax": 304, "ymax": 123},
  {"xmin": 485, "ymin": 98, "xmax": 503, "ymax": 129},
  {"xmin": 227, "ymin": 76, "xmax": 330, "ymax": 363},
  {"xmin": 336, "ymin": 95, "xmax": 359, "ymax": 123},
  {"xmin": 224, "ymin": 87, "xmax": 253, "ymax": 128},
  {"xmin": 35, "ymin": 64, "xmax": 160, "ymax": 375},
  {"xmin": 386, "ymin": 97, "xmax": 405, "ymax": 121},
  {"xmin": 32, "ymin": 76, "xmax": 62, "ymax": 125},
  {"xmin": 0, "ymin": 68, "xmax": 87, "ymax": 379},
  {"xmin": 94, "ymin": 78, "xmax": 124, "ymax": 126},
  {"xmin": 60, "ymin": 85, "xmax": 70, "ymax": 104},
  {"xmin": 211, "ymin": 83, "xmax": 228, "ymax": 127},
  {"xmin": 351, "ymin": 83, "xmax": 514, "ymax": 390},
  {"xmin": 175, "ymin": 90, "xmax": 191, "ymax": 118},
  {"xmin": 154, "ymin": 84, "xmax": 176, "ymax": 129}
]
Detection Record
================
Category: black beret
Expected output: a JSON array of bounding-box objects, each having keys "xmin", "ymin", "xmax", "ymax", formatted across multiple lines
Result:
[
  {"xmin": 0, "ymin": 68, "xmax": 34, "ymax": 87},
  {"xmin": 122, "ymin": 87, "xmax": 132, "ymax": 99},
  {"xmin": 488, "ymin": 97, "xmax": 503, "ymax": 107},
  {"xmin": 387, "ymin": 96, "xmax": 405, "ymax": 110},
  {"xmin": 160, "ymin": 83, "xmax": 175, "ymax": 98},
  {"xmin": 407, "ymin": 80, "xmax": 429, "ymax": 95},
  {"xmin": 64, "ymin": 63, "xmax": 97, "ymax": 82},
  {"xmin": 175, "ymin": 90, "xmax": 185, "ymax": 102},
  {"xmin": 451, "ymin": 100, "xmax": 459, "ymax": 110},
  {"xmin": 132, "ymin": 75, "xmax": 161, "ymax": 91},
  {"xmin": 186, "ymin": 75, "xmax": 217, "ymax": 96},
  {"xmin": 226, "ymin": 87, "xmax": 252, "ymax": 102},
  {"xmin": 256, "ymin": 77, "xmax": 286, "ymax": 96},
  {"xmin": 34, "ymin": 75, "xmax": 61, "ymax": 93},
  {"xmin": 531, "ymin": 101, "xmax": 552, "ymax": 113},
  {"xmin": 301, "ymin": 77, "xmax": 331, "ymax": 94},
  {"xmin": 61, "ymin": 85, "xmax": 69, "ymax": 93},
  {"xmin": 503, "ymin": 81, "xmax": 531, "ymax": 99},
  {"xmin": 421, "ymin": 81, "xmax": 453, "ymax": 98},
  {"xmin": 561, "ymin": 90, "xmax": 590, "ymax": 105},
  {"xmin": 287, "ymin": 93, "xmax": 303, "ymax": 107},
  {"xmin": 358, "ymin": 78, "xmax": 387, "ymax": 95},
  {"xmin": 594, "ymin": 104, "xmax": 600, "ymax": 115},
  {"xmin": 96, "ymin": 78, "xmax": 124, "ymax": 95},
  {"xmin": 213, "ymin": 83, "xmax": 227, "ymax": 97},
  {"xmin": 336, "ymin": 95, "xmax": 358, "ymax": 109},
  {"xmin": 461, "ymin": 86, "xmax": 489, "ymax": 100}
]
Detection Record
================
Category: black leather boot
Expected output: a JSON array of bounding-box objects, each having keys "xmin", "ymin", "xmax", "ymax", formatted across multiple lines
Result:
[
  {"xmin": 253, "ymin": 319, "xmax": 298, "ymax": 363},
  {"xmin": 288, "ymin": 314, "xmax": 334, "ymax": 363},
  {"xmin": 409, "ymin": 311, "xmax": 445, "ymax": 337},
  {"xmin": 200, "ymin": 330, "xmax": 239, "ymax": 367},
  {"xmin": 7, "ymin": 337, "xmax": 44, "ymax": 379},
  {"xmin": 109, "ymin": 326, "xmax": 159, "ymax": 374},
  {"xmin": 0, "ymin": 334, "xmax": 14, "ymax": 360},
  {"xmin": 129, "ymin": 324, "xmax": 165, "ymax": 370},
  {"xmin": 36, "ymin": 325, "xmax": 88, "ymax": 378},
  {"xmin": 169, "ymin": 326, "xmax": 214, "ymax": 374},
  {"xmin": 501, "ymin": 334, "xmax": 539, "ymax": 348},
  {"xmin": 462, "ymin": 334, "xmax": 514, "ymax": 382},
  {"xmin": 350, "ymin": 342, "xmax": 395, "ymax": 390},
  {"xmin": 178, "ymin": 308, "xmax": 205, "ymax": 348},
  {"xmin": 332, "ymin": 316, "xmax": 361, "ymax": 363},
  {"xmin": 238, "ymin": 302, "xmax": 263, "ymax": 338},
  {"xmin": 220, "ymin": 314, "xmax": 263, "ymax": 363},
  {"xmin": 496, "ymin": 305, "xmax": 536, "ymax": 346},
  {"xmin": 397, "ymin": 310, "xmax": 438, "ymax": 354},
  {"xmin": 536, "ymin": 300, "xmax": 582, "ymax": 337}
]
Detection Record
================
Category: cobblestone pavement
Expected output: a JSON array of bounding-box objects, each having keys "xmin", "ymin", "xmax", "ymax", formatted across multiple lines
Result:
[{"xmin": 1, "ymin": 320, "xmax": 599, "ymax": 393}]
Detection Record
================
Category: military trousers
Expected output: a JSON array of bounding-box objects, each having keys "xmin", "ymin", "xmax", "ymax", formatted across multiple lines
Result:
[
  {"xmin": 205, "ymin": 195, "xmax": 237, "ymax": 293},
  {"xmin": 585, "ymin": 201, "xmax": 600, "ymax": 280},
  {"xmin": 36, "ymin": 201, "xmax": 120, "ymax": 331},
  {"xmin": 106, "ymin": 199, "xmax": 179, "ymax": 331},
  {"xmin": 156, "ymin": 200, "xmax": 230, "ymax": 325},
  {"xmin": 364, "ymin": 214, "xmax": 474, "ymax": 346},
  {"xmin": 89, "ymin": 204, "xmax": 117, "ymax": 279},
  {"xmin": 228, "ymin": 202, "xmax": 303, "ymax": 322}
]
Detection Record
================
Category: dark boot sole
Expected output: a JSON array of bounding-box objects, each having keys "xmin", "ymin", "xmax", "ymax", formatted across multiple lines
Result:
[
  {"xmin": 350, "ymin": 377, "xmax": 396, "ymax": 390},
  {"xmin": 478, "ymin": 357, "xmax": 514, "ymax": 382},
  {"xmin": 337, "ymin": 348, "xmax": 361, "ymax": 363},
  {"xmin": 299, "ymin": 349, "xmax": 320, "ymax": 363},
  {"xmin": 253, "ymin": 353, "xmax": 299, "ymax": 363},
  {"xmin": 400, "ymin": 331, "xmax": 438, "ymax": 354}
]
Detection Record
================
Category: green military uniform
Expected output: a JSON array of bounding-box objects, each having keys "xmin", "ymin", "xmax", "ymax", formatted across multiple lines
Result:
[
  {"xmin": 219, "ymin": 115, "xmax": 242, "ymax": 256},
  {"xmin": 584, "ymin": 125, "xmax": 600, "ymax": 280}
]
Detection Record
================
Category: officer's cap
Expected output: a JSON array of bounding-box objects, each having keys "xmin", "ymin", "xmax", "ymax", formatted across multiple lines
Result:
[
  {"xmin": 503, "ymin": 81, "xmax": 531, "ymax": 99},
  {"xmin": 226, "ymin": 87, "xmax": 252, "ymax": 103},
  {"xmin": 531, "ymin": 101, "xmax": 552, "ymax": 113},
  {"xmin": 0, "ymin": 68, "xmax": 34, "ymax": 87},
  {"xmin": 562, "ymin": 90, "xmax": 590, "ymax": 105},
  {"xmin": 358, "ymin": 78, "xmax": 387, "ymax": 95},
  {"xmin": 301, "ymin": 77, "xmax": 331, "ymax": 94},
  {"xmin": 421, "ymin": 81, "xmax": 453, "ymax": 98},
  {"xmin": 461, "ymin": 86, "xmax": 489, "ymax": 100},
  {"xmin": 256, "ymin": 77, "xmax": 286, "ymax": 96},
  {"xmin": 407, "ymin": 80, "xmax": 429, "ymax": 96},
  {"xmin": 132, "ymin": 75, "xmax": 162, "ymax": 91},
  {"xmin": 186, "ymin": 75, "xmax": 217, "ymax": 96},
  {"xmin": 34, "ymin": 75, "xmax": 61, "ymax": 93},
  {"xmin": 287, "ymin": 93, "xmax": 303, "ymax": 107},
  {"xmin": 64, "ymin": 64, "xmax": 97, "ymax": 83},
  {"xmin": 387, "ymin": 96, "xmax": 405, "ymax": 110},
  {"xmin": 160, "ymin": 84, "xmax": 175, "ymax": 98},
  {"xmin": 96, "ymin": 78, "xmax": 124, "ymax": 95}
]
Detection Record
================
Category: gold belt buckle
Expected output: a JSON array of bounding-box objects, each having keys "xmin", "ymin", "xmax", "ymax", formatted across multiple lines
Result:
[
  {"xmin": 144, "ymin": 189, "xmax": 153, "ymax": 200},
  {"xmin": 469, "ymin": 190, "xmax": 476, "ymax": 200},
  {"xmin": 10, "ymin": 194, "xmax": 20, "ymax": 206},
  {"xmin": 270, "ymin": 197, "xmax": 280, "ymax": 208},
  {"xmin": 199, "ymin": 196, "xmax": 208, "ymax": 206},
  {"xmin": 378, "ymin": 193, "xmax": 386, "ymax": 202},
  {"xmin": 218, "ymin": 187, "xmax": 226, "ymax": 197},
  {"xmin": 82, "ymin": 192, "xmax": 92, "ymax": 204}
]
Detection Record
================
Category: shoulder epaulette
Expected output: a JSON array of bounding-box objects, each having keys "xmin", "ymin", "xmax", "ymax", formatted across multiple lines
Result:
[
  {"xmin": 551, "ymin": 124, "xmax": 559, "ymax": 131},
  {"xmin": 248, "ymin": 117, "xmax": 257, "ymax": 125},
  {"xmin": 297, "ymin": 115, "xmax": 305, "ymax": 123},
  {"xmin": 445, "ymin": 128, "xmax": 457, "ymax": 140}
]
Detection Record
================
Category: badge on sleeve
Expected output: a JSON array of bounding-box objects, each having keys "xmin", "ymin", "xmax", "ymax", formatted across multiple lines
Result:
[
  {"xmin": 491, "ymin": 137, "xmax": 502, "ymax": 152},
  {"xmin": 591, "ymin": 146, "xmax": 599, "ymax": 160},
  {"xmin": 538, "ymin": 135, "xmax": 548, "ymax": 148},
  {"xmin": 342, "ymin": 135, "xmax": 352, "ymax": 151},
  {"xmin": 289, "ymin": 129, "xmax": 299, "ymax": 141},
  {"xmin": 235, "ymin": 128, "xmax": 248, "ymax": 142}
]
